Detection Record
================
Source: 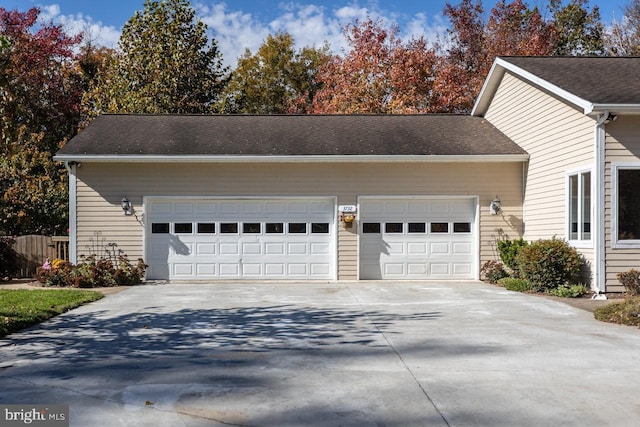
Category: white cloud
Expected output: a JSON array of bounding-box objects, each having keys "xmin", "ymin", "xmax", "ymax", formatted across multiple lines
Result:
[
  {"xmin": 35, "ymin": 2, "xmax": 448, "ymax": 67},
  {"xmin": 38, "ymin": 4, "xmax": 120, "ymax": 49}
]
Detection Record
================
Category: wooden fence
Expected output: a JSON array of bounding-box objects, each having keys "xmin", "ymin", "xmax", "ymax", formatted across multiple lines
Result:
[{"xmin": 10, "ymin": 235, "xmax": 70, "ymax": 278}]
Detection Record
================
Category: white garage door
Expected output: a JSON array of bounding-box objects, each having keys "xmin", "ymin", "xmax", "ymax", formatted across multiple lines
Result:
[
  {"xmin": 145, "ymin": 198, "xmax": 336, "ymax": 280},
  {"xmin": 359, "ymin": 197, "xmax": 477, "ymax": 280}
]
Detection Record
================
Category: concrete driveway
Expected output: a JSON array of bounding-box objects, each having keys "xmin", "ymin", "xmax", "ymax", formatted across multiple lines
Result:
[{"xmin": 1, "ymin": 281, "xmax": 639, "ymax": 426}]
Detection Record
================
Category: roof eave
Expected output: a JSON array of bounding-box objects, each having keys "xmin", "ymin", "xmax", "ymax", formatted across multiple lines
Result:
[
  {"xmin": 589, "ymin": 104, "xmax": 640, "ymax": 115},
  {"xmin": 54, "ymin": 154, "xmax": 529, "ymax": 163},
  {"xmin": 472, "ymin": 57, "xmax": 593, "ymax": 116}
]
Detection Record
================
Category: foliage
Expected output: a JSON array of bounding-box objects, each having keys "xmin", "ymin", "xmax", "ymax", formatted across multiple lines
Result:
[
  {"xmin": 594, "ymin": 297, "xmax": 640, "ymax": 327},
  {"xmin": 312, "ymin": 18, "xmax": 438, "ymax": 114},
  {"xmin": 217, "ymin": 32, "xmax": 328, "ymax": 114},
  {"xmin": 0, "ymin": 289, "xmax": 102, "ymax": 337},
  {"xmin": 83, "ymin": 0, "xmax": 229, "ymax": 118},
  {"xmin": 434, "ymin": 0, "xmax": 554, "ymax": 113},
  {"xmin": 0, "ymin": 7, "xmax": 81, "ymax": 235},
  {"xmin": 481, "ymin": 260, "xmax": 510, "ymax": 284},
  {"xmin": 497, "ymin": 277, "xmax": 532, "ymax": 292},
  {"xmin": 606, "ymin": 0, "xmax": 640, "ymax": 55},
  {"xmin": 616, "ymin": 269, "xmax": 640, "ymax": 296},
  {"xmin": 0, "ymin": 131, "xmax": 68, "ymax": 235},
  {"xmin": 549, "ymin": 283, "xmax": 589, "ymax": 298},
  {"xmin": 548, "ymin": 0, "xmax": 604, "ymax": 56},
  {"xmin": 516, "ymin": 237, "xmax": 583, "ymax": 291},
  {"xmin": 38, "ymin": 255, "xmax": 148, "ymax": 288},
  {"xmin": 0, "ymin": 236, "xmax": 17, "ymax": 279},
  {"xmin": 0, "ymin": 7, "xmax": 82, "ymax": 154},
  {"xmin": 497, "ymin": 237, "xmax": 528, "ymax": 274}
]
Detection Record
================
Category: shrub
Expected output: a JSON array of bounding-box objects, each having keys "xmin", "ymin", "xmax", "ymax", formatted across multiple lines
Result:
[
  {"xmin": 481, "ymin": 260, "xmax": 509, "ymax": 284},
  {"xmin": 616, "ymin": 269, "xmax": 640, "ymax": 296},
  {"xmin": 549, "ymin": 284, "xmax": 589, "ymax": 298},
  {"xmin": 515, "ymin": 237, "xmax": 582, "ymax": 291},
  {"xmin": 0, "ymin": 237, "xmax": 18, "ymax": 279},
  {"xmin": 594, "ymin": 297, "xmax": 640, "ymax": 327},
  {"xmin": 41, "ymin": 254, "xmax": 147, "ymax": 288},
  {"xmin": 497, "ymin": 277, "xmax": 532, "ymax": 292},
  {"xmin": 497, "ymin": 237, "xmax": 528, "ymax": 274}
]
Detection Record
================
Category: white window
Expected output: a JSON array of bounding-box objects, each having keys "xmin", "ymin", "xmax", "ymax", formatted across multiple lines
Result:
[
  {"xmin": 613, "ymin": 164, "xmax": 640, "ymax": 247},
  {"xmin": 568, "ymin": 170, "xmax": 591, "ymax": 243}
]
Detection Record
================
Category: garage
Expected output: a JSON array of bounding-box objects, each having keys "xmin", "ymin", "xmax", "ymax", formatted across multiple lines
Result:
[
  {"xmin": 359, "ymin": 197, "xmax": 477, "ymax": 280},
  {"xmin": 145, "ymin": 197, "xmax": 336, "ymax": 280}
]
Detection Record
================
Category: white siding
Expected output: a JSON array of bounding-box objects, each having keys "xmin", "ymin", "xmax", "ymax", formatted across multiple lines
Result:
[
  {"xmin": 75, "ymin": 161, "xmax": 524, "ymax": 280},
  {"xmin": 484, "ymin": 72, "xmax": 596, "ymax": 283}
]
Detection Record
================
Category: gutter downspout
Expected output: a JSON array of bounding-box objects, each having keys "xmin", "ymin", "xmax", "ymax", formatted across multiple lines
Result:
[
  {"xmin": 594, "ymin": 112, "xmax": 608, "ymax": 297},
  {"xmin": 63, "ymin": 161, "xmax": 77, "ymax": 264}
]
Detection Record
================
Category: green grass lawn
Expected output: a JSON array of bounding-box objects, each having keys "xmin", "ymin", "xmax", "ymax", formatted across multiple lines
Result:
[{"xmin": 0, "ymin": 289, "xmax": 103, "ymax": 337}]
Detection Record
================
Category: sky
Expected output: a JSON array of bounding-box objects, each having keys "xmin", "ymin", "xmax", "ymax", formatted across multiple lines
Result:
[{"xmin": 0, "ymin": 0, "xmax": 631, "ymax": 67}]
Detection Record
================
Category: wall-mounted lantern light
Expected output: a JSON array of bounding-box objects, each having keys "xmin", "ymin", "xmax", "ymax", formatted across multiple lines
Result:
[
  {"xmin": 489, "ymin": 195, "xmax": 501, "ymax": 215},
  {"xmin": 121, "ymin": 196, "xmax": 133, "ymax": 215}
]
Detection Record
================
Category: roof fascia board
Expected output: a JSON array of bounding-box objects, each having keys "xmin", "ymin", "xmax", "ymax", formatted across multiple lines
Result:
[
  {"xmin": 471, "ymin": 60, "xmax": 504, "ymax": 116},
  {"xmin": 590, "ymin": 104, "xmax": 640, "ymax": 115},
  {"xmin": 54, "ymin": 154, "xmax": 529, "ymax": 163},
  {"xmin": 472, "ymin": 57, "xmax": 594, "ymax": 116}
]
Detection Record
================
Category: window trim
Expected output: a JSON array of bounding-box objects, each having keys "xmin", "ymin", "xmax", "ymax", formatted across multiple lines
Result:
[
  {"xmin": 612, "ymin": 163, "xmax": 640, "ymax": 248},
  {"xmin": 566, "ymin": 167, "xmax": 593, "ymax": 248}
]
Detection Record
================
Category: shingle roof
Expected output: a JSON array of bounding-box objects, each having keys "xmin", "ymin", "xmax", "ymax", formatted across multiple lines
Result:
[
  {"xmin": 502, "ymin": 56, "xmax": 640, "ymax": 105},
  {"xmin": 57, "ymin": 114, "xmax": 526, "ymax": 157}
]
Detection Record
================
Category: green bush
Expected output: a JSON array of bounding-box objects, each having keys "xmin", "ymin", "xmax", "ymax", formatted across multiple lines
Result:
[
  {"xmin": 594, "ymin": 297, "xmax": 640, "ymax": 327},
  {"xmin": 616, "ymin": 269, "xmax": 640, "ymax": 296},
  {"xmin": 497, "ymin": 237, "xmax": 528, "ymax": 274},
  {"xmin": 0, "ymin": 237, "xmax": 18, "ymax": 279},
  {"xmin": 480, "ymin": 260, "xmax": 509, "ymax": 284},
  {"xmin": 549, "ymin": 284, "xmax": 589, "ymax": 298},
  {"xmin": 497, "ymin": 277, "xmax": 532, "ymax": 292},
  {"xmin": 515, "ymin": 237, "xmax": 582, "ymax": 291}
]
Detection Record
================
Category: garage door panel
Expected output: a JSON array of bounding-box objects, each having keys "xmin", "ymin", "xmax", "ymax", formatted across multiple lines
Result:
[
  {"xmin": 196, "ymin": 243, "xmax": 216, "ymax": 255},
  {"xmin": 173, "ymin": 263, "xmax": 194, "ymax": 276},
  {"xmin": 288, "ymin": 243, "xmax": 308, "ymax": 255},
  {"xmin": 265, "ymin": 243, "xmax": 284, "ymax": 254},
  {"xmin": 146, "ymin": 198, "xmax": 335, "ymax": 280},
  {"xmin": 219, "ymin": 243, "xmax": 239, "ymax": 255},
  {"xmin": 242, "ymin": 242, "xmax": 262, "ymax": 255},
  {"xmin": 429, "ymin": 263, "xmax": 450, "ymax": 275},
  {"xmin": 360, "ymin": 197, "xmax": 476, "ymax": 280},
  {"xmin": 453, "ymin": 242, "xmax": 473, "ymax": 255},
  {"xmin": 407, "ymin": 242, "xmax": 427, "ymax": 255},
  {"xmin": 310, "ymin": 242, "xmax": 330, "ymax": 255}
]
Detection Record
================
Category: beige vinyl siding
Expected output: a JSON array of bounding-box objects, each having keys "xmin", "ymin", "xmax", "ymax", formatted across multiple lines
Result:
[
  {"xmin": 75, "ymin": 161, "xmax": 524, "ymax": 280},
  {"xmin": 604, "ymin": 116, "xmax": 640, "ymax": 292},
  {"xmin": 484, "ymin": 71, "xmax": 596, "ymax": 283}
]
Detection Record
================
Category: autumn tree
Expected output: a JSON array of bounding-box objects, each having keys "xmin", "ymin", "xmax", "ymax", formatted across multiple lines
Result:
[
  {"xmin": 549, "ymin": 0, "xmax": 604, "ymax": 56},
  {"xmin": 312, "ymin": 18, "xmax": 437, "ymax": 114},
  {"xmin": 606, "ymin": 0, "xmax": 640, "ymax": 55},
  {"xmin": 434, "ymin": 0, "xmax": 554, "ymax": 113},
  {"xmin": 1, "ymin": 7, "xmax": 82, "ymax": 235},
  {"xmin": 83, "ymin": 0, "xmax": 228, "ymax": 117},
  {"xmin": 217, "ymin": 32, "xmax": 328, "ymax": 114}
]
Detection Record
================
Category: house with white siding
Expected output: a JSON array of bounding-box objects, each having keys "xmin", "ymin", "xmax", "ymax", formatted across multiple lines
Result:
[{"xmin": 55, "ymin": 56, "xmax": 640, "ymax": 293}]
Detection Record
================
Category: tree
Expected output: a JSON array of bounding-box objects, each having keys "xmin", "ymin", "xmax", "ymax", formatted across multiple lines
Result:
[
  {"xmin": 1, "ymin": 7, "xmax": 82, "ymax": 154},
  {"xmin": 83, "ymin": 0, "xmax": 228, "ymax": 117},
  {"xmin": 434, "ymin": 0, "xmax": 554, "ymax": 113},
  {"xmin": 549, "ymin": 0, "xmax": 604, "ymax": 56},
  {"xmin": 1, "ymin": 7, "xmax": 82, "ymax": 235},
  {"xmin": 312, "ymin": 19, "xmax": 437, "ymax": 114},
  {"xmin": 217, "ymin": 32, "xmax": 328, "ymax": 114},
  {"xmin": 606, "ymin": 0, "xmax": 640, "ymax": 55}
]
